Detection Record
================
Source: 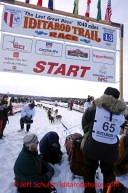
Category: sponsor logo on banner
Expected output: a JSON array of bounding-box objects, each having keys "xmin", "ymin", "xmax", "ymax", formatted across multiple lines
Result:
[
  {"xmin": 99, "ymin": 64, "xmax": 107, "ymax": 75},
  {"xmin": 35, "ymin": 41, "xmax": 62, "ymax": 57},
  {"xmin": 4, "ymin": 8, "xmax": 22, "ymax": 28},
  {"xmin": 2, "ymin": 35, "xmax": 33, "ymax": 53},
  {"xmin": 66, "ymin": 45, "xmax": 90, "ymax": 61},
  {"xmin": 13, "ymin": 52, "xmax": 19, "ymax": 57},
  {"xmin": 98, "ymin": 77, "xmax": 108, "ymax": 82},
  {"xmin": 92, "ymin": 50, "xmax": 114, "ymax": 65},
  {"xmin": 38, "ymin": 47, "xmax": 58, "ymax": 56},
  {"xmin": 12, "ymin": 66, "xmax": 17, "ymax": 70},
  {"xmin": 9, "ymin": 38, "xmax": 25, "ymax": 50},
  {"xmin": 3, "ymin": 68, "xmax": 23, "ymax": 73},
  {"xmin": 68, "ymin": 49, "xmax": 88, "ymax": 58},
  {"xmin": 46, "ymin": 42, "xmax": 52, "ymax": 48}
]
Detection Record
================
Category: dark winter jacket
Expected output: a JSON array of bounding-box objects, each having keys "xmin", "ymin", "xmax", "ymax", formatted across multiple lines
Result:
[
  {"xmin": 0, "ymin": 100, "xmax": 9, "ymax": 121},
  {"xmin": 14, "ymin": 146, "xmax": 49, "ymax": 187},
  {"xmin": 39, "ymin": 131, "xmax": 62, "ymax": 164},
  {"xmin": 82, "ymin": 95, "xmax": 127, "ymax": 162}
]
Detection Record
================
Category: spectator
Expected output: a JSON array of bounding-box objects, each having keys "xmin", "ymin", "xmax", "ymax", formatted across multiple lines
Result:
[
  {"xmin": 54, "ymin": 100, "xmax": 58, "ymax": 107},
  {"xmin": 70, "ymin": 100, "xmax": 74, "ymax": 111},
  {"xmin": 120, "ymin": 115, "xmax": 128, "ymax": 135},
  {"xmin": 114, "ymin": 123, "xmax": 128, "ymax": 175},
  {"xmin": 39, "ymin": 131, "xmax": 63, "ymax": 165},
  {"xmin": 0, "ymin": 95, "xmax": 10, "ymax": 139},
  {"xmin": 14, "ymin": 134, "xmax": 56, "ymax": 193},
  {"xmin": 84, "ymin": 95, "xmax": 93, "ymax": 111}
]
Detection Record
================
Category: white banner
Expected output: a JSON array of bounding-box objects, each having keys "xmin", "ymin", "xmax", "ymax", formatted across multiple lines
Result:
[
  {"xmin": 12, "ymin": 103, "xmax": 23, "ymax": 113},
  {"xmin": 0, "ymin": 33, "xmax": 116, "ymax": 83},
  {"xmin": 1, "ymin": 4, "xmax": 117, "ymax": 51}
]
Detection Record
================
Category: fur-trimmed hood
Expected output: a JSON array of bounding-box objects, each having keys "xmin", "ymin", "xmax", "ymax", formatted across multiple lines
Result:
[{"xmin": 94, "ymin": 94, "xmax": 127, "ymax": 114}]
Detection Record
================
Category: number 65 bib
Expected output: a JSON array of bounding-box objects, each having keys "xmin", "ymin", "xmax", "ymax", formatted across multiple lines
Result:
[{"xmin": 92, "ymin": 106, "xmax": 124, "ymax": 144}]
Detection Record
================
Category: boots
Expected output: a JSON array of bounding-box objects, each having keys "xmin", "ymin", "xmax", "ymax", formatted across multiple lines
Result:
[
  {"xmin": 84, "ymin": 174, "xmax": 96, "ymax": 193},
  {"xmin": 26, "ymin": 124, "xmax": 30, "ymax": 132}
]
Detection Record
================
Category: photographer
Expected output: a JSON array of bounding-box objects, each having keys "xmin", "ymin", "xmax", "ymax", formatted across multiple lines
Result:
[
  {"xmin": 84, "ymin": 95, "xmax": 94, "ymax": 111},
  {"xmin": 18, "ymin": 103, "xmax": 36, "ymax": 132}
]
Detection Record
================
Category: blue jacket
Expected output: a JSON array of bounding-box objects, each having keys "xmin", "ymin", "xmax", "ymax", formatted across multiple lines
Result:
[{"xmin": 39, "ymin": 131, "xmax": 62, "ymax": 164}]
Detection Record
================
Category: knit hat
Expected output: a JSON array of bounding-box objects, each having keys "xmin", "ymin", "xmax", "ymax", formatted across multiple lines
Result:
[
  {"xmin": 29, "ymin": 103, "xmax": 35, "ymax": 109},
  {"xmin": 23, "ymin": 134, "xmax": 38, "ymax": 149},
  {"xmin": 3, "ymin": 94, "xmax": 8, "ymax": 99},
  {"xmin": 124, "ymin": 122, "xmax": 128, "ymax": 127},
  {"xmin": 104, "ymin": 87, "xmax": 120, "ymax": 99}
]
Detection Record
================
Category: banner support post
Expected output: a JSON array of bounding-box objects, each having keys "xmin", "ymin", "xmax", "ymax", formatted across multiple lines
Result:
[{"xmin": 119, "ymin": 24, "xmax": 124, "ymax": 99}]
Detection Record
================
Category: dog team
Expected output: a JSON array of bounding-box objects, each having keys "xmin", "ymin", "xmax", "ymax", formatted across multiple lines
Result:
[{"xmin": 43, "ymin": 105, "xmax": 62, "ymax": 123}]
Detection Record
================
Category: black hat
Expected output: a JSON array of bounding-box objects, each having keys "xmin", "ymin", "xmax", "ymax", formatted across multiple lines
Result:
[
  {"xmin": 104, "ymin": 87, "xmax": 120, "ymax": 99},
  {"xmin": 29, "ymin": 103, "xmax": 35, "ymax": 109}
]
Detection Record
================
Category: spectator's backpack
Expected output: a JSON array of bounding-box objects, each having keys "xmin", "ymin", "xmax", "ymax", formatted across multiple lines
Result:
[{"xmin": 65, "ymin": 133, "xmax": 84, "ymax": 176}]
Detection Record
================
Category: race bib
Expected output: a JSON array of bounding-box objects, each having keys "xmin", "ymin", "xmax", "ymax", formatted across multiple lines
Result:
[{"xmin": 92, "ymin": 106, "xmax": 124, "ymax": 144}]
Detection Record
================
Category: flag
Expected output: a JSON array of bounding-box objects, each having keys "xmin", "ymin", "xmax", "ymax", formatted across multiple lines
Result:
[
  {"xmin": 25, "ymin": 0, "xmax": 29, "ymax": 3},
  {"xmin": 85, "ymin": 0, "xmax": 91, "ymax": 22},
  {"xmin": 105, "ymin": 0, "xmax": 112, "ymax": 22},
  {"xmin": 48, "ymin": 0, "xmax": 53, "ymax": 10},
  {"xmin": 97, "ymin": 0, "xmax": 102, "ymax": 20},
  {"xmin": 73, "ymin": 0, "xmax": 79, "ymax": 15},
  {"xmin": 37, "ymin": 0, "xmax": 42, "ymax": 6}
]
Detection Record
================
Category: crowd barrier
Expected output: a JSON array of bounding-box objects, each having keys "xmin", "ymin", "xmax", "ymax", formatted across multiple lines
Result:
[
  {"xmin": 11, "ymin": 101, "xmax": 128, "ymax": 115},
  {"xmin": 40, "ymin": 101, "xmax": 85, "ymax": 113},
  {"xmin": 12, "ymin": 103, "xmax": 23, "ymax": 114}
]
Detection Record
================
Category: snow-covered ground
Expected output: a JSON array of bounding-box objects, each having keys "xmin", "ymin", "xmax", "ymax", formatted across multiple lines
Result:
[{"xmin": 0, "ymin": 104, "xmax": 128, "ymax": 193}]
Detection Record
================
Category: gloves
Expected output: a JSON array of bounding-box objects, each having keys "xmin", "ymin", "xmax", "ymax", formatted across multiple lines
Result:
[
  {"xmin": 117, "ymin": 163, "xmax": 124, "ymax": 171},
  {"xmin": 45, "ymin": 172, "xmax": 52, "ymax": 181},
  {"xmin": 47, "ymin": 164, "xmax": 54, "ymax": 175}
]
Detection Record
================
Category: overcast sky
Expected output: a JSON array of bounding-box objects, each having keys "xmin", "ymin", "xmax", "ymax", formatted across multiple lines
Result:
[{"xmin": 0, "ymin": 0, "xmax": 128, "ymax": 99}]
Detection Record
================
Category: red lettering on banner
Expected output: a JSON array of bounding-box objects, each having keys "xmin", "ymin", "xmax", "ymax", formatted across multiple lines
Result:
[
  {"xmin": 98, "ymin": 77, "xmax": 108, "ymax": 82},
  {"xmin": 33, "ymin": 61, "xmax": 91, "ymax": 78},
  {"xmin": 54, "ymin": 64, "xmax": 66, "ymax": 75},
  {"xmin": 33, "ymin": 61, "xmax": 46, "ymax": 73},
  {"xmin": 80, "ymin": 66, "xmax": 91, "ymax": 77},
  {"xmin": 23, "ymin": 17, "xmax": 101, "ymax": 43},
  {"xmin": 66, "ymin": 65, "xmax": 79, "ymax": 77},
  {"xmin": 49, "ymin": 32, "xmax": 78, "ymax": 42},
  {"xmin": 47, "ymin": 62, "xmax": 59, "ymax": 74}
]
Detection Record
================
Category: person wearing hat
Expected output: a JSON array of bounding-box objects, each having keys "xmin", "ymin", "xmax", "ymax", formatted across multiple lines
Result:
[
  {"xmin": 114, "ymin": 122, "xmax": 128, "ymax": 175},
  {"xmin": 81, "ymin": 87, "xmax": 127, "ymax": 193},
  {"xmin": 39, "ymin": 131, "xmax": 63, "ymax": 165},
  {"xmin": 14, "ymin": 133, "xmax": 56, "ymax": 193},
  {"xmin": 18, "ymin": 103, "xmax": 36, "ymax": 132},
  {"xmin": 84, "ymin": 95, "xmax": 94, "ymax": 111},
  {"xmin": 0, "ymin": 94, "xmax": 10, "ymax": 139}
]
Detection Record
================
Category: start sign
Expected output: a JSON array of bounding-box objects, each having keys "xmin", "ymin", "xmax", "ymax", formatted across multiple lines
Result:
[{"xmin": 33, "ymin": 61, "xmax": 91, "ymax": 78}]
